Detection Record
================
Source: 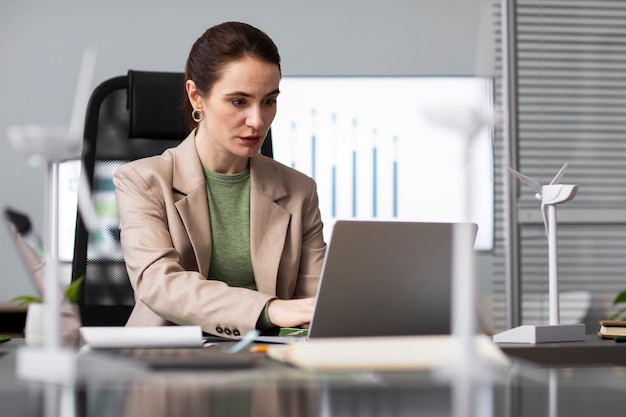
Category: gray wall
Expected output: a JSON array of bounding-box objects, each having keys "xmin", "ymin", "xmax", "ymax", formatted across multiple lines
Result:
[{"xmin": 0, "ymin": 0, "xmax": 490, "ymax": 301}]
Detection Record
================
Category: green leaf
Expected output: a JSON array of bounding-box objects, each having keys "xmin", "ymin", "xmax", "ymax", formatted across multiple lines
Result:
[
  {"xmin": 613, "ymin": 290, "xmax": 626, "ymax": 305},
  {"xmin": 609, "ymin": 306, "xmax": 626, "ymax": 321},
  {"xmin": 64, "ymin": 276, "xmax": 84, "ymax": 304},
  {"xmin": 10, "ymin": 275, "xmax": 84, "ymax": 306},
  {"xmin": 9, "ymin": 295, "xmax": 42, "ymax": 306}
]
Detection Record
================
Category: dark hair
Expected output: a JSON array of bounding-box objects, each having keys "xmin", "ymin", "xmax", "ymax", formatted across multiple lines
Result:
[{"xmin": 183, "ymin": 21, "xmax": 282, "ymax": 129}]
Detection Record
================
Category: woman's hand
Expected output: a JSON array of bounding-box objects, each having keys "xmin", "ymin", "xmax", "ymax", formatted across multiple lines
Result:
[{"xmin": 267, "ymin": 297, "xmax": 316, "ymax": 328}]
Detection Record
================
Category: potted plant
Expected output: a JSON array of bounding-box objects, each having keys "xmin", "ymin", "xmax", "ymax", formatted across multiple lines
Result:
[{"xmin": 10, "ymin": 276, "xmax": 84, "ymax": 347}]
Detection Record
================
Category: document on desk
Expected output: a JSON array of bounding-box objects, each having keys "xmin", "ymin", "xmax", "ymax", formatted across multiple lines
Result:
[
  {"xmin": 266, "ymin": 335, "xmax": 511, "ymax": 371},
  {"xmin": 79, "ymin": 325, "xmax": 205, "ymax": 349}
]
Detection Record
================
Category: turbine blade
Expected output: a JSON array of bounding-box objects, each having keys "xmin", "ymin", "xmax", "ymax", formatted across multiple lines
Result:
[
  {"xmin": 67, "ymin": 47, "xmax": 98, "ymax": 139},
  {"xmin": 549, "ymin": 162, "xmax": 569, "ymax": 185},
  {"xmin": 508, "ymin": 167, "xmax": 542, "ymax": 192}
]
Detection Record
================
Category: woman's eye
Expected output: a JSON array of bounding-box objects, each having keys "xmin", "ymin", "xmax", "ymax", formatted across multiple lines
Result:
[
  {"xmin": 263, "ymin": 98, "xmax": 277, "ymax": 106},
  {"xmin": 231, "ymin": 99, "xmax": 245, "ymax": 106}
]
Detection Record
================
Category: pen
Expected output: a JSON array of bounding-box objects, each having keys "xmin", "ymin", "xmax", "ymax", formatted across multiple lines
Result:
[
  {"xmin": 614, "ymin": 336, "xmax": 626, "ymax": 343},
  {"xmin": 226, "ymin": 329, "xmax": 260, "ymax": 354}
]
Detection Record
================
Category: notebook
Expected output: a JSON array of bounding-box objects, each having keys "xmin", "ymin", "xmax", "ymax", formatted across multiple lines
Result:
[{"xmin": 254, "ymin": 220, "xmax": 479, "ymax": 343}]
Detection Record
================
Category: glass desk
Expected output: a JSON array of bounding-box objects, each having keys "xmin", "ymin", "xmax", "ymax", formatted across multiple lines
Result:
[{"xmin": 2, "ymin": 337, "xmax": 626, "ymax": 417}]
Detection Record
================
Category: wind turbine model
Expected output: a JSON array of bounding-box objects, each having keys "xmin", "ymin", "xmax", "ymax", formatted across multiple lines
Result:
[
  {"xmin": 7, "ymin": 47, "xmax": 101, "ymax": 383},
  {"xmin": 426, "ymin": 101, "xmax": 506, "ymax": 417},
  {"xmin": 493, "ymin": 163, "xmax": 585, "ymax": 343}
]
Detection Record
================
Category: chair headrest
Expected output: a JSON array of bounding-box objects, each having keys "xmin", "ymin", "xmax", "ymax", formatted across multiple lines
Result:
[{"xmin": 127, "ymin": 70, "xmax": 189, "ymax": 140}]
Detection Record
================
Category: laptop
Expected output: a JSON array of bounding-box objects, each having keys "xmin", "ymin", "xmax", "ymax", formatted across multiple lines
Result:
[{"xmin": 254, "ymin": 220, "xmax": 479, "ymax": 343}]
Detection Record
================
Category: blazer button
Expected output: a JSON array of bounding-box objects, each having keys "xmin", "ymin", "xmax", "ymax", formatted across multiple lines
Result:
[
  {"xmin": 224, "ymin": 328, "xmax": 232, "ymax": 336},
  {"xmin": 216, "ymin": 326, "xmax": 224, "ymax": 334},
  {"xmin": 233, "ymin": 329, "xmax": 241, "ymax": 337}
]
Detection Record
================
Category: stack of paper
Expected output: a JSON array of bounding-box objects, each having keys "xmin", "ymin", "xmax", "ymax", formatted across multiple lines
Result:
[{"xmin": 79, "ymin": 326, "xmax": 205, "ymax": 349}]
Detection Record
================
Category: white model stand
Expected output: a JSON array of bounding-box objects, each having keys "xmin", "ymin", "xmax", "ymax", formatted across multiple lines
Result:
[
  {"xmin": 493, "ymin": 323, "xmax": 584, "ymax": 344},
  {"xmin": 493, "ymin": 163, "xmax": 585, "ymax": 344}
]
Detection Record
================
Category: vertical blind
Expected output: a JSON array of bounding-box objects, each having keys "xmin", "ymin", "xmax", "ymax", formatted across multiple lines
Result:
[{"xmin": 487, "ymin": 0, "xmax": 626, "ymax": 333}]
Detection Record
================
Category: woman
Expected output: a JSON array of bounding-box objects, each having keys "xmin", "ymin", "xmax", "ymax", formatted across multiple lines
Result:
[{"xmin": 113, "ymin": 22, "xmax": 326, "ymax": 338}]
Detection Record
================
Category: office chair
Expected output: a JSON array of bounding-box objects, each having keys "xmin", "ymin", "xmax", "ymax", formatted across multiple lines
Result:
[{"xmin": 71, "ymin": 70, "xmax": 274, "ymax": 326}]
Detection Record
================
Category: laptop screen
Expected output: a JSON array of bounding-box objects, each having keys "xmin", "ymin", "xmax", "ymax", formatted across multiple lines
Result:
[{"xmin": 308, "ymin": 220, "xmax": 478, "ymax": 338}]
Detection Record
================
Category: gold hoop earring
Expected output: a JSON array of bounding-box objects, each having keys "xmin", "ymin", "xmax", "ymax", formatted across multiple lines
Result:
[{"xmin": 192, "ymin": 109, "xmax": 204, "ymax": 123}]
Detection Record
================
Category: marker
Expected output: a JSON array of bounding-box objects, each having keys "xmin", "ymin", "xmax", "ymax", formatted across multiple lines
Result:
[{"xmin": 250, "ymin": 345, "xmax": 269, "ymax": 353}]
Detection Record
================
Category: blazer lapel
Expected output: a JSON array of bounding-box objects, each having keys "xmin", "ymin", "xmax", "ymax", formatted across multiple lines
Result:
[
  {"xmin": 167, "ymin": 139, "xmax": 290, "ymax": 291},
  {"xmin": 249, "ymin": 156, "xmax": 290, "ymax": 295},
  {"xmin": 171, "ymin": 133, "xmax": 212, "ymax": 277}
]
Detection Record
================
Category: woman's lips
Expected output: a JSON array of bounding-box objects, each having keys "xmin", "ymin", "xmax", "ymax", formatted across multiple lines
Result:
[{"xmin": 240, "ymin": 136, "xmax": 261, "ymax": 145}]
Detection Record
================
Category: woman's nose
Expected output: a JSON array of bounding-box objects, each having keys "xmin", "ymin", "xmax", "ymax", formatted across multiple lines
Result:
[{"xmin": 246, "ymin": 106, "xmax": 264, "ymax": 129}]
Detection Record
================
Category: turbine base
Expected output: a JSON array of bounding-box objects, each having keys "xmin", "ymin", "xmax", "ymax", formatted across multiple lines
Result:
[{"xmin": 492, "ymin": 324, "xmax": 585, "ymax": 344}]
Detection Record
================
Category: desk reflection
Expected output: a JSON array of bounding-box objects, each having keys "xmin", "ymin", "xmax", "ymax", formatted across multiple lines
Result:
[
  {"xmin": 76, "ymin": 372, "xmax": 453, "ymax": 417},
  {"xmin": 122, "ymin": 378, "xmax": 320, "ymax": 417}
]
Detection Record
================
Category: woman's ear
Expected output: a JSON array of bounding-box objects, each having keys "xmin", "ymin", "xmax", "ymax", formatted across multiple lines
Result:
[{"xmin": 186, "ymin": 80, "xmax": 202, "ymax": 109}]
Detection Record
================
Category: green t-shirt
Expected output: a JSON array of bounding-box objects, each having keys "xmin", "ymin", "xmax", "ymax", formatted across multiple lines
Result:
[
  {"xmin": 203, "ymin": 167, "xmax": 255, "ymax": 289},
  {"xmin": 202, "ymin": 167, "xmax": 273, "ymax": 330}
]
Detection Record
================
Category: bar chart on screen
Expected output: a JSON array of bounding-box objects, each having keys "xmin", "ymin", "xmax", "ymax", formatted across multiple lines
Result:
[{"xmin": 271, "ymin": 76, "xmax": 494, "ymax": 250}]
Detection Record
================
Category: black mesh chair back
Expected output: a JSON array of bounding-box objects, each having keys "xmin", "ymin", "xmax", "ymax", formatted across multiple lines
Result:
[{"xmin": 71, "ymin": 70, "xmax": 273, "ymax": 326}]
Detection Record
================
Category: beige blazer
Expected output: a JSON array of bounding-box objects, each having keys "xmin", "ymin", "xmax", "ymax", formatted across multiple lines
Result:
[{"xmin": 113, "ymin": 132, "xmax": 326, "ymax": 338}]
